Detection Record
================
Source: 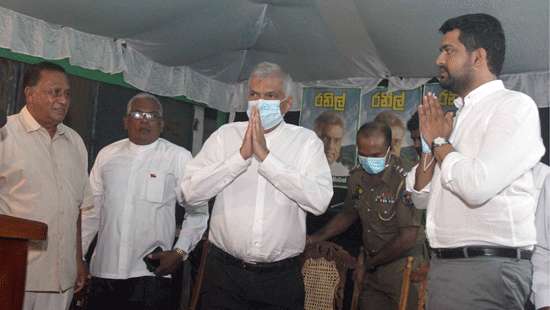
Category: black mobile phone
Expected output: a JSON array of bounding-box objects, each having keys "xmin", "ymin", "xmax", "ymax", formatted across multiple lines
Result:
[{"xmin": 143, "ymin": 246, "xmax": 163, "ymax": 272}]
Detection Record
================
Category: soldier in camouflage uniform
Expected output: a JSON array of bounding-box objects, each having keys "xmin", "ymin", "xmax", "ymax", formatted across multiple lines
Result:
[{"xmin": 309, "ymin": 121, "xmax": 423, "ymax": 310}]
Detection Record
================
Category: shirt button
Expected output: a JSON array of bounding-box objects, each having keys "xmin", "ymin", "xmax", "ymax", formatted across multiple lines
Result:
[
  {"xmin": 367, "ymin": 208, "xmax": 370, "ymax": 212},
  {"xmin": 367, "ymin": 229, "xmax": 371, "ymax": 233},
  {"xmin": 254, "ymin": 242, "xmax": 259, "ymax": 246}
]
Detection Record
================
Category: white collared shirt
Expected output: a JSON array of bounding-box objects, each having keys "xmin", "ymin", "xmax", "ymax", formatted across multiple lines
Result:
[
  {"xmin": 181, "ymin": 121, "xmax": 333, "ymax": 263},
  {"xmin": 407, "ymin": 80, "xmax": 545, "ymax": 248},
  {"xmin": 82, "ymin": 138, "xmax": 208, "ymax": 279},
  {"xmin": 0, "ymin": 106, "xmax": 92, "ymax": 291}
]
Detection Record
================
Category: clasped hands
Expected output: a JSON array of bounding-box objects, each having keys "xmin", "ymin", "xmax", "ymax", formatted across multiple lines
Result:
[
  {"xmin": 418, "ymin": 92, "xmax": 454, "ymax": 146},
  {"xmin": 240, "ymin": 106, "xmax": 269, "ymax": 161}
]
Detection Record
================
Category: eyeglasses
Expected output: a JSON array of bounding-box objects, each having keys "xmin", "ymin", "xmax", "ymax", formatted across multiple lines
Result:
[{"xmin": 128, "ymin": 111, "xmax": 161, "ymax": 120}]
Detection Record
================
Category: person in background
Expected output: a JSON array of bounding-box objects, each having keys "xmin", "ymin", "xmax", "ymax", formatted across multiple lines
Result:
[
  {"xmin": 82, "ymin": 93, "xmax": 208, "ymax": 310},
  {"xmin": 400, "ymin": 112, "xmax": 421, "ymax": 172},
  {"xmin": 0, "ymin": 62, "xmax": 91, "ymax": 310},
  {"xmin": 181, "ymin": 62, "xmax": 333, "ymax": 309},
  {"xmin": 309, "ymin": 121, "xmax": 422, "ymax": 310}
]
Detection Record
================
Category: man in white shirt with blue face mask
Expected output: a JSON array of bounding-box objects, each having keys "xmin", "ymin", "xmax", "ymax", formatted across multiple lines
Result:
[{"xmin": 182, "ymin": 62, "xmax": 333, "ymax": 309}]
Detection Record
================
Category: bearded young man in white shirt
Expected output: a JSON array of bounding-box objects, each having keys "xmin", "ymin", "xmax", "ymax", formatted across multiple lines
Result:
[
  {"xmin": 82, "ymin": 93, "xmax": 208, "ymax": 310},
  {"xmin": 182, "ymin": 62, "xmax": 333, "ymax": 309},
  {"xmin": 406, "ymin": 14, "xmax": 545, "ymax": 310}
]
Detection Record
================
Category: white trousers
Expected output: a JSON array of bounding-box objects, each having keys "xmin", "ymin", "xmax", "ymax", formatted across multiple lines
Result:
[{"xmin": 23, "ymin": 288, "xmax": 74, "ymax": 310}]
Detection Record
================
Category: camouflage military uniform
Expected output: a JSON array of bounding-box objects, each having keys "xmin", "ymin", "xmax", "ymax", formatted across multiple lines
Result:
[{"xmin": 345, "ymin": 156, "xmax": 423, "ymax": 310}]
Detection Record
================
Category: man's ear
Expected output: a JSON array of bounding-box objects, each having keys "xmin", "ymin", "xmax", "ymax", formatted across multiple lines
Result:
[
  {"xmin": 281, "ymin": 96, "xmax": 293, "ymax": 114},
  {"xmin": 160, "ymin": 119, "xmax": 165, "ymax": 133},
  {"xmin": 24, "ymin": 86, "xmax": 33, "ymax": 104},
  {"xmin": 123, "ymin": 117, "xmax": 128, "ymax": 130},
  {"xmin": 473, "ymin": 48, "xmax": 488, "ymax": 69}
]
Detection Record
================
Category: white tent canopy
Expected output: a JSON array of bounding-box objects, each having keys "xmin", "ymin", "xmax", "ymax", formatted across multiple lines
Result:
[{"xmin": 0, "ymin": 0, "xmax": 548, "ymax": 112}]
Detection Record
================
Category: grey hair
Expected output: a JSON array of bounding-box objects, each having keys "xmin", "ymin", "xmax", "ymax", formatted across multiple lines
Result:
[
  {"xmin": 248, "ymin": 62, "xmax": 294, "ymax": 97},
  {"xmin": 126, "ymin": 93, "xmax": 163, "ymax": 117}
]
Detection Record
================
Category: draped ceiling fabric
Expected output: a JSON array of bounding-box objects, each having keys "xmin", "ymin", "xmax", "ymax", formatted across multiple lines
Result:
[{"xmin": 0, "ymin": 0, "xmax": 548, "ymax": 112}]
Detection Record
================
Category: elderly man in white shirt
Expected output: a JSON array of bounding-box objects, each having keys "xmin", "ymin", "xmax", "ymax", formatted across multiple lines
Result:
[
  {"xmin": 82, "ymin": 93, "xmax": 208, "ymax": 310},
  {"xmin": 406, "ymin": 14, "xmax": 545, "ymax": 310},
  {"xmin": 1, "ymin": 62, "xmax": 92, "ymax": 310},
  {"xmin": 181, "ymin": 62, "xmax": 333, "ymax": 309}
]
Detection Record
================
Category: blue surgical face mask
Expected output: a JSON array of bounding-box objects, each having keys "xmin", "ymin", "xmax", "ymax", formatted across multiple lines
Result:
[
  {"xmin": 247, "ymin": 99, "xmax": 284, "ymax": 130},
  {"xmin": 421, "ymin": 135, "xmax": 431, "ymax": 154},
  {"xmin": 358, "ymin": 147, "xmax": 390, "ymax": 175}
]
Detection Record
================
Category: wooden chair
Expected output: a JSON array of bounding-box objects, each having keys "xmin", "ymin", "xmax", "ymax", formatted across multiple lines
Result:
[
  {"xmin": 301, "ymin": 241, "xmax": 357, "ymax": 310},
  {"xmin": 398, "ymin": 257, "xmax": 429, "ymax": 310},
  {"xmin": 189, "ymin": 236, "xmax": 209, "ymax": 310}
]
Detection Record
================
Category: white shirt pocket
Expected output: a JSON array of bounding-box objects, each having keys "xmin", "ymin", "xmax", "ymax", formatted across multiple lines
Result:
[{"xmin": 146, "ymin": 171, "xmax": 166, "ymax": 203}]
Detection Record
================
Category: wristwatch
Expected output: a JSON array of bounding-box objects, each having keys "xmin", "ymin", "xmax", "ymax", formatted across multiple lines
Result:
[{"xmin": 431, "ymin": 137, "xmax": 450, "ymax": 150}]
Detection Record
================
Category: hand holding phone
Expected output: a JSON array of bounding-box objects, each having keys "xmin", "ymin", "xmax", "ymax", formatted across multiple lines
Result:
[{"xmin": 143, "ymin": 246, "xmax": 163, "ymax": 272}]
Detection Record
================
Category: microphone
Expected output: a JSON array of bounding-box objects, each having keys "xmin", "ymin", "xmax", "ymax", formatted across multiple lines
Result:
[{"xmin": 0, "ymin": 110, "xmax": 6, "ymax": 128}]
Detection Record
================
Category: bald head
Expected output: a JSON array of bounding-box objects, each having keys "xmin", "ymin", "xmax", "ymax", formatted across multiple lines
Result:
[{"xmin": 357, "ymin": 121, "xmax": 392, "ymax": 158}]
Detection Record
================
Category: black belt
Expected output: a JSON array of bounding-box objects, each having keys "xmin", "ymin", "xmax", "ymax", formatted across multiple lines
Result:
[
  {"xmin": 209, "ymin": 245, "xmax": 299, "ymax": 273},
  {"xmin": 431, "ymin": 246, "xmax": 532, "ymax": 260}
]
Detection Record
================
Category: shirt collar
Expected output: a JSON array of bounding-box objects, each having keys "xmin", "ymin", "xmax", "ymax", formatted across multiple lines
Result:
[
  {"xmin": 127, "ymin": 138, "xmax": 160, "ymax": 152},
  {"xmin": 19, "ymin": 105, "xmax": 66, "ymax": 135},
  {"xmin": 453, "ymin": 80, "xmax": 504, "ymax": 110}
]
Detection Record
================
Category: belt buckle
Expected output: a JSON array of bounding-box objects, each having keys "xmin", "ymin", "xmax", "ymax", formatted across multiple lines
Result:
[
  {"xmin": 515, "ymin": 248, "xmax": 522, "ymax": 260},
  {"xmin": 242, "ymin": 261, "xmax": 257, "ymax": 270}
]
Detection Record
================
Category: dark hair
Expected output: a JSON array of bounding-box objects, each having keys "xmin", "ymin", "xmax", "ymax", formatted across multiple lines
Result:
[
  {"xmin": 406, "ymin": 111, "xmax": 419, "ymax": 132},
  {"xmin": 23, "ymin": 62, "xmax": 66, "ymax": 88},
  {"xmin": 439, "ymin": 13, "xmax": 505, "ymax": 76},
  {"xmin": 357, "ymin": 121, "xmax": 392, "ymax": 148}
]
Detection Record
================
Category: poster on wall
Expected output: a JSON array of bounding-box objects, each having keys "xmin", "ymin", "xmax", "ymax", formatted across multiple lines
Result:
[
  {"xmin": 360, "ymin": 87, "xmax": 422, "ymax": 126},
  {"xmin": 423, "ymin": 83, "xmax": 459, "ymax": 113},
  {"xmin": 360, "ymin": 87, "xmax": 422, "ymax": 170},
  {"xmin": 300, "ymin": 87, "xmax": 361, "ymax": 188}
]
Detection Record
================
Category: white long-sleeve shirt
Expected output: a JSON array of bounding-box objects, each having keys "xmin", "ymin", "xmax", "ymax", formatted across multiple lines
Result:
[
  {"xmin": 181, "ymin": 121, "xmax": 333, "ymax": 263},
  {"xmin": 406, "ymin": 80, "xmax": 545, "ymax": 248},
  {"xmin": 82, "ymin": 138, "xmax": 208, "ymax": 279},
  {"xmin": 532, "ymin": 164, "xmax": 550, "ymax": 309}
]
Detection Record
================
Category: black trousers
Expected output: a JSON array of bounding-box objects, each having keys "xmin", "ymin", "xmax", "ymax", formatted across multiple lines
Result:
[
  {"xmin": 87, "ymin": 276, "xmax": 172, "ymax": 310},
  {"xmin": 201, "ymin": 246, "xmax": 304, "ymax": 310}
]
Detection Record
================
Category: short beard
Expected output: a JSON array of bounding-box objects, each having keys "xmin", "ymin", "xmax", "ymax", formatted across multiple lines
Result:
[{"xmin": 439, "ymin": 67, "xmax": 475, "ymax": 96}]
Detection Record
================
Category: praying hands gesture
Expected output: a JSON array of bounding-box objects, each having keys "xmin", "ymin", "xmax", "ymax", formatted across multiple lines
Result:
[
  {"xmin": 240, "ymin": 107, "xmax": 270, "ymax": 161},
  {"xmin": 418, "ymin": 92, "xmax": 453, "ymax": 146}
]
